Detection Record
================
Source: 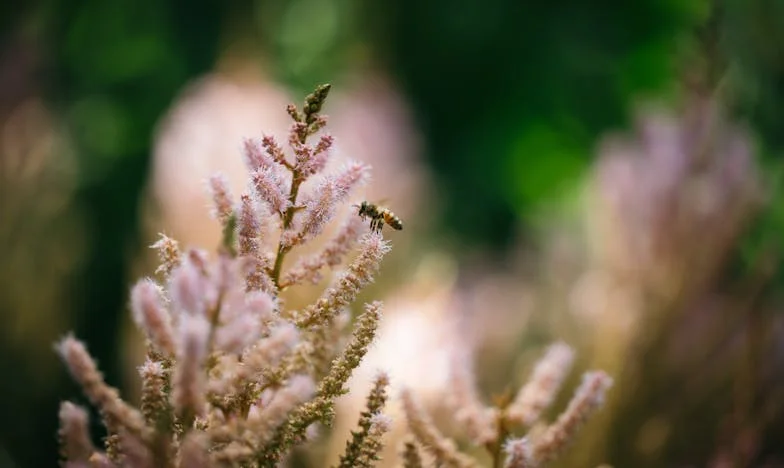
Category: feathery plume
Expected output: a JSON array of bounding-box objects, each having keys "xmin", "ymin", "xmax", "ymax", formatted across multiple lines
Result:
[
  {"xmin": 338, "ymin": 372, "xmax": 391, "ymax": 468},
  {"xmin": 215, "ymin": 311, "xmax": 262, "ymax": 354},
  {"xmin": 297, "ymin": 233, "xmax": 390, "ymax": 328},
  {"xmin": 207, "ymin": 173, "xmax": 234, "ymax": 225},
  {"xmin": 507, "ymin": 342, "xmax": 575, "ymax": 426},
  {"xmin": 355, "ymin": 414, "xmax": 393, "ymax": 467},
  {"xmin": 244, "ymin": 290, "xmax": 276, "ymax": 320},
  {"xmin": 237, "ymin": 193, "xmax": 261, "ymax": 257},
  {"xmin": 241, "ymin": 322, "xmax": 300, "ymax": 379},
  {"xmin": 116, "ymin": 428, "xmax": 153, "ymax": 467},
  {"xmin": 282, "ymin": 215, "xmax": 364, "ymax": 287},
  {"xmin": 251, "ymin": 167, "xmax": 291, "ymax": 215},
  {"xmin": 400, "ymin": 388, "xmax": 479, "ymax": 468},
  {"xmin": 55, "ymin": 335, "xmax": 147, "ymax": 439},
  {"xmin": 401, "ymin": 439, "xmax": 424, "ymax": 468},
  {"xmin": 178, "ymin": 432, "xmax": 210, "ymax": 468},
  {"xmin": 447, "ymin": 348, "xmax": 498, "ymax": 444},
  {"xmin": 86, "ymin": 452, "xmax": 115, "ymax": 468},
  {"xmin": 257, "ymin": 302, "xmax": 383, "ymax": 466},
  {"xmin": 503, "ymin": 438, "xmax": 535, "ymax": 468},
  {"xmin": 300, "ymin": 133, "xmax": 334, "ymax": 176},
  {"xmin": 151, "ymin": 234, "xmax": 181, "ymax": 277},
  {"xmin": 237, "ymin": 193, "xmax": 276, "ymax": 292},
  {"xmin": 130, "ymin": 279, "xmax": 176, "ymax": 357},
  {"xmin": 168, "ymin": 256, "xmax": 210, "ymax": 317},
  {"xmin": 531, "ymin": 371, "xmax": 613, "ymax": 464},
  {"xmin": 244, "ymin": 137, "xmax": 284, "ymax": 172},
  {"xmin": 58, "ymin": 402, "xmax": 96, "ymax": 464},
  {"xmin": 291, "ymin": 161, "xmax": 370, "ymax": 246},
  {"xmin": 172, "ymin": 315, "xmax": 210, "ymax": 426},
  {"xmin": 138, "ymin": 359, "xmax": 171, "ymax": 428},
  {"xmin": 317, "ymin": 301, "xmax": 383, "ymax": 398},
  {"xmin": 248, "ymin": 375, "xmax": 316, "ymax": 445},
  {"xmin": 261, "ymin": 134, "xmax": 289, "ymax": 167}
]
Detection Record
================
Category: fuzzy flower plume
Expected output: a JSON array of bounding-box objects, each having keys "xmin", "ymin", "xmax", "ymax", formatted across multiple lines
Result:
[
  {"xmin": 247, "ymin": 375, "xmax": 316, "ymax": 445},
  {"xmin": 401, "ymin": 341, "xmax": 611, "ymax": 468},
  {"xmin": 447, "ymin": 348, "xmax": 498, "ymax": 444},
  {"xmin": 131, "ymin": 279, "xmax": 176, "ymax": 357},
  {"xmin": 289, "ymin": 160, "xmax": 370, "ymax": 247},
  {"xmin": 244, "ymin": 136, "xmax": 285, "ymax": 172},
  {"xmin": 503, "ymin": 438, "xmax": 534, "ymax": 468},
  {"xmin": 151, "ymin": 233, "xmax": 181, "ymax": 277},
  {"xmin": 238, "ymin": 193, "xmax": 261, "ymax": 257},
  {"xmin": 401, "ymin": 439, "xmax": 424, "ymax": 468},
  {"xmin": 400, "ymin": 388, "xmax": 479, "ymax": 468},
  {"xmin": 338, "ymin": 371, "xmax": 392, "ymax": 468},
  {"xmin": 55, "ymin": 335, "xmax": 147, "ymax": 439},
  {"xmin": 255, "ymin": 301, "xmax": 384, "ymax": 467},
  {"xmin": 530, "ymin": 371, "xmax": 613, "ymax": 465},
  {"xmin": 507, "ymin": 342, "xmax": 575, "ymax": 426},
  {"xmin": 282, "ymin": 215, "xmax": 363, "ymax": 287},
  {"xmin": 251, "ymin": 166, "xmax": 291, "ymax": 215},
  {"xmin": 178, "ymin": 432, "xmax": 210, "ymax": 468},
  {"xmin": 138, "ymin": 359, "xmax": 170, "ymax": 428},
  {"xmin": 296, "ymin": 232, "xmax": 390, "ymax": 328},
  {"xmin": 55, "ymin": 85, "xmax": 403, "ymax": 467},
  {"xmin": 207, "ymin": 172, "xmax": 234, "ymax": 224},
  {"xmin": 237, "ymin": 193, "xmax": 275, "ymax": 292},
  {"xmin": 58, "ymin": 402, "xmax": 96, "ymax": 465},
  {"xmin": 172, "ymin": 315, "xmax": 210, "ymax": 425}
]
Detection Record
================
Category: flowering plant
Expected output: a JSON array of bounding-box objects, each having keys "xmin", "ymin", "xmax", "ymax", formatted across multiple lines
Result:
[{"xmin": 56, "ymin": 85, "xmax": 611, "ymax": 468}]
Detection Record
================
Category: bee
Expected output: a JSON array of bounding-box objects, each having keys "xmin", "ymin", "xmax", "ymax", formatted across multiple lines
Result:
[{"xmin": 354, "ymin": 201, "xmax": 403, "ymax": 233}]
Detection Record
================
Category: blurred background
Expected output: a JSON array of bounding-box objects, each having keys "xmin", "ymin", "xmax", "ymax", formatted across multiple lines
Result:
[{"xmin": 2, "ymin": 0, "xmax": 784, "ymax": 466}]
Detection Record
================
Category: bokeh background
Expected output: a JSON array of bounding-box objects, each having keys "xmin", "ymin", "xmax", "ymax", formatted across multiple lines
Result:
[{"xmin": 3, "ymin": 0, "xmax": 784, "ymax": 466}]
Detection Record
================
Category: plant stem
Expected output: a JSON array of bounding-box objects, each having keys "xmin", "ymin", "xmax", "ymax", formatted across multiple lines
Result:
[{"xmin": 271, "ymin": 171, "xmax": 303, "ymax": 287}]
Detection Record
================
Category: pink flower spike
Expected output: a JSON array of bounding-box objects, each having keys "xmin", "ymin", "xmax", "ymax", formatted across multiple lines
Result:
[
  {"xmin": 169, "ymin": 255, "xmax": 210, "ymax": 317},
  {"xmin": 238, "ymin": 193, "xmax": 261, "ymax": 257},
  {"xmin": 293, "ymin": 161, "xmax": 370, "ymax": 245},
  {"xmin": 243, "ymin": 138, "xmax": 278, "ymax": 172},
  {"xmin": 261, "ymin": 134, "xmax": 288, "ymax": 166},
  {"xmin": 173, "ymin": 315, "xmax": 210, "ymax": 421},
  {"xmin": 251, "ymin": 167, "xmax": 291, "ymax": 215},
  {"xmin": 130, "ymin": 279, "xmax": 176, "ymax": 356},
  {"xmin": 216, "ymin": 312, "xmax": 262, "ymax": 354},
  {"xmin": 245, "ymin": 291, "xmax": 276, "ymax": 319},
  {"xmin": 207, "ymin": 173, "xmax": 234, "ymax": 225}
]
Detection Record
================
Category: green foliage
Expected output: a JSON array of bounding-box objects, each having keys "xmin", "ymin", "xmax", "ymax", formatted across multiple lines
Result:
[{"xmin": 367, "ymin": 0, "xmax": 706, "ymax": 248}]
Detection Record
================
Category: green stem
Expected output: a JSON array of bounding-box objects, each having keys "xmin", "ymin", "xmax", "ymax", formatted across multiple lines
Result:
[
  {"xmin": 488, "ymin": 403, "xmax": 512, "ymax": 468},
  {"xmin": 270, "ymin": 172, "xmax": 303, "ymax": 288}
]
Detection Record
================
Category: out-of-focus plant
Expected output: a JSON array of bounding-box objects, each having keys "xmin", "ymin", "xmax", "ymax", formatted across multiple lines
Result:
[
  {"xmin": 399, "ymin": 342, "xmax": 612, "ymax": 468},
  {"xmin": 547, "ymin": 92, "xmax": 784, "ymax": 467}
]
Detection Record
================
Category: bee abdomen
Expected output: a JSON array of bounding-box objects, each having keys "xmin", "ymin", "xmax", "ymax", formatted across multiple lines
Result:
[{"xmin": 383, "ymin": 211, "xmax": 403, "ymax": 230}]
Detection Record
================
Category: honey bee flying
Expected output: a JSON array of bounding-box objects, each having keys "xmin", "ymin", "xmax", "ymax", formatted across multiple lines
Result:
[{"xmin": 354, "ymin": 201, "xmax": 403, "ymax": 233}]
